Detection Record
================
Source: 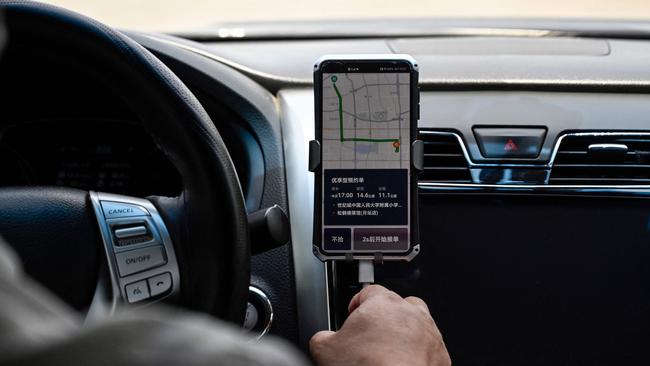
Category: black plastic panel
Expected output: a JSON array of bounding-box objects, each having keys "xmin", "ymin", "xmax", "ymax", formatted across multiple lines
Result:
[{"xmin": 333, "ymin": 194, "xmax": 650, "ymax": 365}]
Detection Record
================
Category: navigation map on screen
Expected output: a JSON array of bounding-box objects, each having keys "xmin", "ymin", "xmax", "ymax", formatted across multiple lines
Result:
[{"xmin": 321, "ymin": 71, "xmax": 411, "ymax": 253}]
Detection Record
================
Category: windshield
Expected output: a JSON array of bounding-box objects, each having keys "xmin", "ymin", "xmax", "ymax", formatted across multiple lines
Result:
[{"xmin": 42, "ymin": 0, "xmax": 650, "ymax": 33}]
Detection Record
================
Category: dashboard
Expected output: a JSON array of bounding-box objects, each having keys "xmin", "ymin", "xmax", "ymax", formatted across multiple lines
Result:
[
  {"xmin": 0, "ymin": 120, "xmax": 181, "ymax": 196},
  {"xmin": 262, "ymin": 35, "xmax": 650, "ymax": 364},
  {"xmin": 3, "ymin": 21, "xmax": 650, "ymax": 365}
]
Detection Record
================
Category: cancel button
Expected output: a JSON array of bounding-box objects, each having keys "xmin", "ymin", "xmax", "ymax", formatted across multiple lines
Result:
[{"xmin": 115, "ymin": 246, "xmax": 166, "ymax": 277}]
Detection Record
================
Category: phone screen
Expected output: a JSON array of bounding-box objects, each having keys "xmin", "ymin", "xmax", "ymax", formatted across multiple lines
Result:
[{"xmin": 319, "ymin": 61, "xmax": 413, "ymax": 254}]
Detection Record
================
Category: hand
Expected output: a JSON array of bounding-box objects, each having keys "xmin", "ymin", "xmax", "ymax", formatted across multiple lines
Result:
[{"xmin": 310, "ymin": 284, "xmax": 451, "ymax": 366}]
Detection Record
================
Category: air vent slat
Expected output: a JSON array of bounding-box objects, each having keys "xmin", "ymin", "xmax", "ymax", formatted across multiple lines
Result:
[
  {"xmin": 557, "ymin": 151, "xmax": 588, "ymax": 154},
  {"xmin": 424, "ymin": 167, "xmax": 469, "ymax": 171},
  {"xmin": 419, "ymin": 131, "xmax": 471, "ymax": 183},
  {"xmin": 550, "ymin": 134, "xmax": 650, "ymax": 185},
  {"xmin": 424, "ymin": 153, "xmax": 464, "ymax": 157},
  {"xmin": 554, "ymin": 164, "xmax": 650, "ymax": 168},
  {"xmin": 550, "ymin": 178, "xmax": 650, "ymax": 183}
]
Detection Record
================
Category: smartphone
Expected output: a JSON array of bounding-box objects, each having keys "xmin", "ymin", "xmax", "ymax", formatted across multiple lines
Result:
[{"xmin": 311, "ymin": 55, "xmax": 420, "ymax": 261}]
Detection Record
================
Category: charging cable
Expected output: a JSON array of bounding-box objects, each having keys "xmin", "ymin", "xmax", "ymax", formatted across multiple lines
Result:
[{"xmin": 358, "ymin": 260, "xmax": 374, "ymax": 288}]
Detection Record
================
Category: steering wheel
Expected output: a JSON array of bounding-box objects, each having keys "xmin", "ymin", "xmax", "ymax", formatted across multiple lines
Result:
[{"xmin": 0, "ymin": 1, "xmax": 250, "ymax": 323}]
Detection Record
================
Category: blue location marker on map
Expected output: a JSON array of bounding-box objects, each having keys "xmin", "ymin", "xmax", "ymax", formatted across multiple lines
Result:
[{"xmin": 331, "ymin": 75, "xmax": 338, "ymax": 82}]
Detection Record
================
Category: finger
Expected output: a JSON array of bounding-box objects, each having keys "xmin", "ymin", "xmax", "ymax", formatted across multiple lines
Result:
[
  {"xmin": 404, "ymin": 296, "xmax": 431, "ymax": 315},
  {"xmin": 309, "ymin": 330, "xmax": 336, "ymax": 355},
  {"xmin": 348, "ymin": 284, "xmax": 391, "ymax": 313}
]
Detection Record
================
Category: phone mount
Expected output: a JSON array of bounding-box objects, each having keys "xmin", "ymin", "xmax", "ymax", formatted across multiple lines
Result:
[{"xmin": 309, "ymin": 139, "xmax": 424, "ymax": 263}]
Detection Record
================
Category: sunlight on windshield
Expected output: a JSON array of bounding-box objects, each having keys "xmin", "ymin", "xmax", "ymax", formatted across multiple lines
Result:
[{"xmin": 41, "ymin": 0, "xmax": 650, "ymax": 32}]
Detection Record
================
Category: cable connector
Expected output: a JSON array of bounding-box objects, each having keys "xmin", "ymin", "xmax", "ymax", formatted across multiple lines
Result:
[{"xmin": 358, "ymin": 260, "xmax": 374, "ymax": 289}]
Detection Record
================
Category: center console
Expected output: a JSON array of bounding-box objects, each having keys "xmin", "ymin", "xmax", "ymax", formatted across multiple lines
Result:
[
  {"xmin": 331, "ymin": 193, "xmax": 650, "ymax": 364},
  {"xmin": 327, "ymin": 91, "xmax": 650, "ymax": 365}
]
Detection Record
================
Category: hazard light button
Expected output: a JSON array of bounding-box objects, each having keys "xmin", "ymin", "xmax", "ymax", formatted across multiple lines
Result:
[{"xmin": 473, "ymin": 127, "xmax": 546, "ymax": 159}]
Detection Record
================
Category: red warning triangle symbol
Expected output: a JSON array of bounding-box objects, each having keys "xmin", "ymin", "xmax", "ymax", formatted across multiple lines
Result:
[{"xmin": 504, "ymin": 138, "xmax": 518, "ymax": 152}]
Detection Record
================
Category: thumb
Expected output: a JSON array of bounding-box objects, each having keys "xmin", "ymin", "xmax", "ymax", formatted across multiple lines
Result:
[{"xmin": 309, "ymin": 330, "xmax": 336, "ymax": 356}]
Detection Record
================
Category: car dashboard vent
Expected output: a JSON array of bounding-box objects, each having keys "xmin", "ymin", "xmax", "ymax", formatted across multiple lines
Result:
[
  {"xmin": 550, "ymin": 134, "xmax": 650, "ymax": 185},
  {"xmin": 419, "ymin": 131, "xmax": 472, "ymax": 183}
]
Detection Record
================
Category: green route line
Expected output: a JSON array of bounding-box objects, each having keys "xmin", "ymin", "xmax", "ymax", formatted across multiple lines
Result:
[{"xmin": 331, "ymin": 75, "xmax": 400, "ymax": 153}]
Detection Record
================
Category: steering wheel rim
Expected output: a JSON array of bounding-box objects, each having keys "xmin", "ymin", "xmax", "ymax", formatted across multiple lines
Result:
[{"xmin": 0, "ymin": 1, "xmax": 250, "ymax": 323}]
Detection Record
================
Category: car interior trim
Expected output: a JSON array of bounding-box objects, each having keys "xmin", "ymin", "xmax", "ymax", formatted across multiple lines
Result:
[
  {"xmin": 126, "ymin": 33, "xmax": 650, "ymax": 100},
  {"xmin": 146, "ymin": 35, "xmax": 650, "ymax": 92},
  {"xmin": 143, "ymin": 34, "xmax": 311, "ymax": 87},
  {"xmin": 419, "ymin": 182, "xmax": 650, "ymax": 194},
  {"xmin": 422, "ymin": 130, "xmax": 650, "ymax": 173},
  {"xmin": 278, "ymin": 89, "xmax": 331, "ymax": 348}
]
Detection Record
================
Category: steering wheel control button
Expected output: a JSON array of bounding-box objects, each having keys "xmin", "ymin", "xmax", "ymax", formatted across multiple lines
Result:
[
  {"xmin": 125, "ymin": 280, "xmax": 150, "ymax": 303},
  {"xmin": 115, "ymin": 245, "xmax": 167, "ymax": 277},
  {"xmin": 114, "ymin": 225, "xmax": 147, "ymax": 239},
  {"xmin": 101, "ymin": 201, "xmax": 149, "ymax": 219},
  {"xmin": 90, "ymin": 192, "xmax": 180, "ymax": 311},
  {"xmin": 111, "ymin": 222, "xmax": 155, "ymax": 247},
  {"xmin": 474, "ymin": 127, "xmax": 547, "ymax": 159},
  {"xmin": 147, "ymin": 272, "xmax": 172, "ymax": 297}
]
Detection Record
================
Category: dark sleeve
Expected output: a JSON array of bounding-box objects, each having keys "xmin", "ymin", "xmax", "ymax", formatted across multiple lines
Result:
[{"xmin": 0, "ymin": 237, "xmax": 310, "ymax": 366}]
